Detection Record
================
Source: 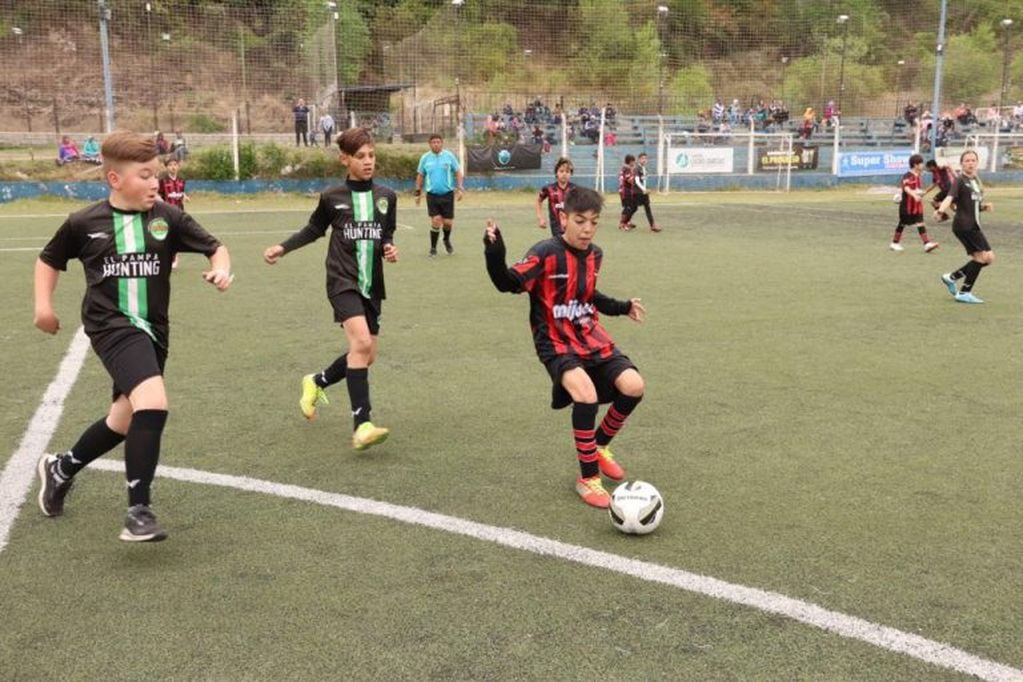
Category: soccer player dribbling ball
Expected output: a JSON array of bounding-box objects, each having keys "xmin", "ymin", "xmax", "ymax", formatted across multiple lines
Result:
[
  {"xmin": 263, "ymin": 127, "xmax": 397, "ymax": 450},
  {"xmin": 936, "ymin": 149, "xmax": 995, "ymax": 304},
  {"xmin": 483, "ymin": 187, "xmax": 648, "ymax": 509},
  {"xmin": 35, "ymin": 131, "xmax": 233, "ymax": 542}
]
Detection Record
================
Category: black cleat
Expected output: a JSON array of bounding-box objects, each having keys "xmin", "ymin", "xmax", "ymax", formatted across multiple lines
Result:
[
  {"xmin": 444, "ymin": 241, "xmax": 454, "ymax": 255},
  {"xmin": 119, "ymin": 505, "xmax": 168, "ymax": 542},
  {"xmin": 429, "ymin": 248, "xmax": 437, "ymax": 257},
  {"xmin": 37, "ymin": 455, "xmax": 73, "ymax": 517}
]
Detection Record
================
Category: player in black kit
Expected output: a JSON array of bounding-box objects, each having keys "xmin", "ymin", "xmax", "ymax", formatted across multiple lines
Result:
[
  {"xmin": 936, "ymin": 149, "xmax": 994, "ymax": 304},
  {"xmin": 34, "ymin": 131, "xmax": 232, "ymax": 542},
  {"xmin": 263, "ymin": 128, "xmax": 398, "ymax": 450}
]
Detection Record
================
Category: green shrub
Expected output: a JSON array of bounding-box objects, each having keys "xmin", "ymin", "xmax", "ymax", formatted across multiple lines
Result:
[
  {"xmin": 238, "ymin": 143, "xmax": 257, "ymax": 180},
  {"xmin": 188, "ymin": 113, "xmax": 227, "ymax": 133},
  {"xmin": 191, "ymin": 146, "xmax": 235, "ymax": 181}
]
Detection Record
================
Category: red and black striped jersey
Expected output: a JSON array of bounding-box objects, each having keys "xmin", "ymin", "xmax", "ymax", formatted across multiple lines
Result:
[
  {"xmin": 931, "ymin": 165, "xmax": 955, "ymax": 192},
  {"xmin": 537, "ymin": 181, "xmax": 577, "ymax": 229},
  {"xmin": 490, "ymin": 237, "xmax": 632, "ymax": 363},
  {"xmin": 900, "ymin": 171, "xmax": 923, "ymax": 214},
  {"xmin": 618, "ymin": 165, "xmax": 635, "ymax": 198},
  {"xmin": 158, "ymin": 176, "xmax": 186, "ymax": 208}
]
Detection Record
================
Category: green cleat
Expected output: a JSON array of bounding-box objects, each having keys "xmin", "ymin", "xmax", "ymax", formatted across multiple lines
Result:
[
  {"xmin": 352, "ymin": 421, "xmax": 389, "ymax": 451},
  {"xmin": 299, "ymin": 374, "xmax": 329, "ymax": 421}
]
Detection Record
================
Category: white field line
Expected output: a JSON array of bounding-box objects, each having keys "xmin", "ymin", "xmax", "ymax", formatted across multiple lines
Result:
[
  {"xmin": 0, "ymin": 326, "xmax": 90, "ymax": 552},
  {"xmin": 1, "ymin": 331, "xmax": 1021, "ymax": 681}
]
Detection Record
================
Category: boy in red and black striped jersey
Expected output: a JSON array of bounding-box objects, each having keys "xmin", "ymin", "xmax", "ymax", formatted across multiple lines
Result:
[
  {"xmin": 924, "ymin": 159, "xmax": 956, "ymax": 210},
  {"xmin": 34, "ymin": 131, "xmax": 232, "ymax": 542},
  {"xmin": 535, "ymin": 157, "xmax": 578, "ymax": 239},
  {"xmin": 484, "ymin": 187, "xmax": 647, "ymax": 509},
  {"xmin": 618, "ymin": 155, "xmax": 638, "ymax": 231},
  {"xmin": 158, "ymin": 158, "xmax": 189, "ymax": 270},
  {"xmin": 890, "ymin": 153, "xmax": 940, "ymax": 253},
  {"xmin": 264, "ymin": 128, "xmax": 398, "ymax": 451}
]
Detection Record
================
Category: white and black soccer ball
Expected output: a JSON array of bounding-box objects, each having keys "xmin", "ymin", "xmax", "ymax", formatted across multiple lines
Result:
[{"xmin": 608, "ymin": 481, "xmax": 664, "ymax": 535}]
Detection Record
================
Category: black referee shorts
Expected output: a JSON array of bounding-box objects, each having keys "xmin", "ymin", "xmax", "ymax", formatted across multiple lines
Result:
[
  {"xmin": 90, "ymin": 328, "xmax": 167, "ymax": 401},
  {"xmin": 545, "ymin": 350, "xmax": 637, "ymax": 410},
  {"xmin": 953, "ymin": 226, "xmax": 991, "ymax": 255},
  {"xmin": 330, "ymin": 290, "xmax": 382, "ymax": 335},
  {"xmin": 426, "ymin": 192, "xmax": 455, "ymax": 220}
]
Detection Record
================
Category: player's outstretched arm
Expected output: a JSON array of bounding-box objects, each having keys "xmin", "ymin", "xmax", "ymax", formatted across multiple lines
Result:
[
  {"xmin": 934, "ymin": 195, "xmax": 954, "ymax": 221},
  {"xmin": 33, "ymin": 258, "xmax": 61, "ymax": 335},
  {"xmin": 627, "ymin": 298, "xmax": 646, "ymax": 323},
  {"xmin": 263, "ymin": 244, "xmax": 284, "ymax": 264},
  {"xmin": 593, "ymin": 290, "xmax": 634, "ymax": 317},
  {"xmin": 202, "ymin": 245, "xmax": 233, "ymax": 291},
  {"xmin": 483, "ymin": 220, "xmax": 522, "ymax": 293}
]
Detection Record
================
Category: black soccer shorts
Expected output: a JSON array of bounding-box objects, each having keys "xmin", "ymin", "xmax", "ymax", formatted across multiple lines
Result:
[
  {"xmin": 545, "ymin": 350, "xmax": 638, "ymax": 410},
  {"xmin": 330, "ymin": 290, "xmax": 382, "ymax": 335},
  {"xmin": 91, "ymin": 328, "xmax": 167, "ymax": 401}
]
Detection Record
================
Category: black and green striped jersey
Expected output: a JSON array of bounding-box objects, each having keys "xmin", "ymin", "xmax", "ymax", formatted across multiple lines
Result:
[
  {"xmin": 39, "ymin": 200, "xmax": 222, "ymax": 347},
  {"xmin": 280, "ymin": 178, "xmax": 397, "ymax": 300}
]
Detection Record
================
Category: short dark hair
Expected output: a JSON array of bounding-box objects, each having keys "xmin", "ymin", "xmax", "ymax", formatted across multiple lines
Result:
[
  {"xmin": 336, "ymin": 127, "xmax": 374, "ymax": 155},
  {"xmin": 638, "ymin": 152, "xmax": 648, "ymax": 159},
  {"xmin": 624, "ymin": 154, "xmax": 636, "ymax": 164},
  {"xmin": 428, "ymin": 133, "xmax": 443, "ymax": 142},
  {"xmin": 909, "ymin": 153, "xmax": 924, "ymax": 167},
  {"xmin": 925, "ymin": 159, "xmax": 938, "ymax": 169},
  {"xmin": 554, "ymin": 157, "xmax": 574, "ymax": 174},
  {"xmin": 562, "ymin": 186, "xmax": 603, "ymax": 216}
]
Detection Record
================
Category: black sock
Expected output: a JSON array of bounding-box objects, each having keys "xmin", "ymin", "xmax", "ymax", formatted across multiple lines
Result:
[
  {"xmin": 346, "ymin": 367, "xmax": 371, "ymax": 429},
  {"xmin": 572, "ymin": 402, "xmax": 599, "ymax": 478},
  {"xmin": 442, "ymin": 227, "xmax": 452, "ymax": 245},
  {"xmin": 316, "ymin": 353, "xmax": 348, "ymax": 387},
  {"xmin": 892, "ymin": 226, "xmax": 904, "ymax": 242},
  {"xmin": 595, "ymin": 394, "xmax": 643, "ymax": 447},
  {"xmin": 430, "ymin": 229, "xmax": 440, "ymax": 250},
  {"xmin": 960, "ymin": 261, "xmax": 985, "ymax": 293},
  {"xmin": 124, "ymin": 410, "xmax": 168, "ymax": 507},
  {"xmin": 57, "ymin": 418, "xmax": 126, "ymax": 479}
]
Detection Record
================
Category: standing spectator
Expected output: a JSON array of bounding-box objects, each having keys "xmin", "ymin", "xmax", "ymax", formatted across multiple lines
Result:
[
  {"xmin": 293, "ymin": 98, "xmax": 310, "ymax": 146},
  {"xmin": 729, "ymin": 98, "xmax": 741, "ymax": 125},
  {"xmin": 485, "ymin": 113, "xmax": 498, "ymax": 144},
  {"xmin": 936, "ymin": 149, "xmax": 995, "ymax": 304},
  {"xmin": 57, "ymin": 136, "xmax": 80, "ymax": 165},
  {"xmin": 170, "ymin": 131, "xmax": 188, "ymax": 161},
  {"xmin": 983, "ymin": 102, "xmax": 999, "ymax": 127},
  {"xmin": 801, "ymin": 107, "xmax": 817, "ymax": 140},
  {"xmin": 712, "ymin": 98, "xmax": 725, "ymax": 124},
  {"xmin": 823, "ymin": 100, "xmax": 836, "ymax": 127},
  {"xmin": 319, "ymin": 111, "xmax": 336, "ymax": 148},
  {"xmin": 414, "ymin": 134, "xmax": 464, "ymax": 256}
]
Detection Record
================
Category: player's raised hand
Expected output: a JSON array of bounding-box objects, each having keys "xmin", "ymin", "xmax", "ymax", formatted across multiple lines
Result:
[
  {"xmin": 34, "ymin": 308, "xmax": 60, "ymax": 335},
  {"xmin": 627, "ymin": 298, "xmax": 646, "ymax": 323},
  {"xmin": 537, "ymin": 218, "xmax": 547, "ymax": 230},
  {"xmin": 484, "ymin": 218, "xmax": 502, "ymax": 244},
  {"xmin": 383, "ymin": 243, "xmax": 399, "ymax": 263},
  {"xmin": 203, "ymin": 269, "xmax": 234, "ymax": 291},
  {"xmin": 263, "ymin": 244, "xmax": 284, "ymax": 265}
]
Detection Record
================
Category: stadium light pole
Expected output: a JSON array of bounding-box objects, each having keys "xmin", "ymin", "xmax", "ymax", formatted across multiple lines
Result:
[
  {"xmin": 1000, "ymin": 19, "xmax": 1014, "ymax": 123},
  {"xmin": 836, "ymin": 14, "xmax": 850, "ymax": 118},
  {"xmin": 657, "ymin": 5, "xmax": 668, "ymax": 115},
  {"xmin": 780, "ymin": 56, "xmax": 789, "ymax": 104},
  {"xmin": 896, "ymin": 59, "xmax": 905, "ymax": 118}
]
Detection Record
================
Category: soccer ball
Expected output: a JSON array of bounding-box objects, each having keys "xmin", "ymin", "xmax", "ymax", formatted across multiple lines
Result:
[{"xmin": 608, "ymin": 481, "xmax": 664, "ymax": 535}]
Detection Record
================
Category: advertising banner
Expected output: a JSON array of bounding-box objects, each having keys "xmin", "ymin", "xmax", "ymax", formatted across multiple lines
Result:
[
  {"xmin": 836, "ymin": 150, "xmax": 914, "ymax": 177},
  {"xmin": 466, "ymin": 144, "xmax": 542, "ymax": 172},
  {"xmin": 667, "ymin": 147, "xmax": 734, "ymax": 174},
  {"xmin": 756, "ymin": 145, "xmax": 819, "ymax": 171}
]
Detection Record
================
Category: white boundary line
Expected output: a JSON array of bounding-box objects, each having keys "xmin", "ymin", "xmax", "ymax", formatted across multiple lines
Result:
[
  {"xmin": 0, "ymin": 326, "xmax": 90, "ymax": 552},
  {"xmin": 1, "ymin": 330, "xmax": 1021, "ymax": 681}
]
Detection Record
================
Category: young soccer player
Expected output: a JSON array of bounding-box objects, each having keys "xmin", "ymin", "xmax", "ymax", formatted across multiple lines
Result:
[
  {"xmin": 937, "ymin": 149, "xmax": 994, "ymax": 304},
  {"xmin": 618, "ymin": 154, "xmax": 638, "ymax": 231},
  {"xmin": 535, "ymin": 157, "xmax": 578, "ymax": 238},
  {"xmin": 924, "ymin": 158, "xmax": 956, "ymax": 210},
  {"xmin": 414, "ymin": 134, "xmax": 464, "ymax": 256},
  {"xmin": 633, "ymin": 152, "xmax": 660, "ymax": 232},
  {"xmin": 34, "ymin": 131, "xmax": 232, "ymax": 542},
  {"xmin": 263, "ymin": 127, "xmax": 398, "ymax": 449},
  {"xmin": 158, "ymin": 157, "xmax": 189, "ymax": 270},
  {"xmin": 483, "ymin": 187, "xmax": 647, "ymax": 509},
  {"xmin": 890, "ymin": 153, "xmax": 940, "ymax": 253}
]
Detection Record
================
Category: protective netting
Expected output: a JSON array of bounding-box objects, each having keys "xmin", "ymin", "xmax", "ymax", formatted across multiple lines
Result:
[{"xmin": 0, "ymin": 1, "xmax": 1020, "ymax": 136}]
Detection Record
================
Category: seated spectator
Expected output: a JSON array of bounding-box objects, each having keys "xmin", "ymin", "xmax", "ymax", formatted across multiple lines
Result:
[
  {"xmin": 603, "ymin": 128, "xmax": 617, "ymax": 146},
  {"xmin": 903, "ymin": 102, "xmax": 919, "ymax": 126},
  {"xmin": 170, "ymin": 131, "xmax": 188, "ymax": 161},
  {"xmin": 983, "ymin": 102, "xmax": 999, "ymax": 126},
  {"xmin": 729, "ymin": 98, "xmax": 741, "ymax": 124},
  {"xmin": 605, "ymin": 102, "xmax": 616, "ymax": 121},
  {"xmin": 954, "ymin": 102, "xmax": 969, "ymax": 124},
  {"xmin": 57, "ymin": 135, "xmax": 80, "ymax": 165},
  {"xmin": 823, "ymin": 100, "xmax": 835, "ymax": 127},
  {"xmin": 712, "ymin": 98, "xmax": 725, "ymax": 124},
  {"xmin": 155, "ymin": 131, "xmax": 170, "ymax": 155},
  {"xmin": 81, "ymin": 136, "xmax": 101, "ymax": 164},
  {"xmin": 801, "ymin": 108, "xmax": 816, "ymax": 140},
  {"xmin": 531, "ymin": 125, "xmax": 544, "ymax": 144}
]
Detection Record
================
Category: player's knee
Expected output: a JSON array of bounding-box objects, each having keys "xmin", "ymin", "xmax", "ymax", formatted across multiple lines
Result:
[
  {"xmin": 618, "ymin": 371, "xmax": 645, "ymax": 397},
  {"xmin": 431, "ymin": 216, "xmax": 443, "ymax": 229},
  {"xmin": 570, "ymin": 387, "xmax": 598, "ymax": 404}
]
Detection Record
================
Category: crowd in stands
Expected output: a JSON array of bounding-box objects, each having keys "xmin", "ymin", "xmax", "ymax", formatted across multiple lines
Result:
[
  {"xmin": 902, "ymin": 99, "xmax": 1023, "ymax": 148},
  {"xmin": 481, "ymin": 98, "xmax": 619, "ymax": 149}
]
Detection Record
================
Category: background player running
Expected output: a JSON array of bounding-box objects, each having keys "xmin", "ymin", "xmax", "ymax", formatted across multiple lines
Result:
[
  {"xmin": 923, "ymin": 158, "xmax": 956, "ymax": 210},
  {"xmin": 889, "ymin": 153, "xmax": 940, "ymax": 253},
  {"xmin": 535, "ymin": 157, "xmax": 578, "ymax": 239},
  {"xmin": 35, "ymin": 131, "xmax": 232, "ymax": 542},
  {"xmin": 263, "ymin": 127, "xmax": 398, "ymax": 449},
  {"xmin": 484, "ymin": 187, "xmax": 647, "ymax": 509}
]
